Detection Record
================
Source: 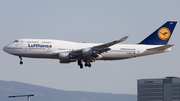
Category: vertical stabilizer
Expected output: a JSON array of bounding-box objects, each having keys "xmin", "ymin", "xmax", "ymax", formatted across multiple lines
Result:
[{"xmin": 139, "ymin": 21, "xmax": 177, "ymax": 45}]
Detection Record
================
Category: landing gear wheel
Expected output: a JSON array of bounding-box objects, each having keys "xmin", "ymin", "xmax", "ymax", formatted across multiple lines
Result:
[
  {"xmin": 88, "ymin": 63, "xmax": 91, "ymax": 67},
  {"xmin": 80, "ymin": 64, "xmax": 83, "ymax": 69},
  {"xmin": 85, "ymin": 63, "xmax": 91, "ymax": 67},
  {"xmin": 78, "ymin": 60, "xmax": 83, "ymax": 69},
  {"xmin": 19, "ymin": 56, "xmax": 23, "ymax": 65},
  {"xmin": 85, "ymin": 63, "xmax": 88, "ymax": 67},
  {"xmin": 20, "ymin": 61, "xmax": 23, "ymax": 65}
]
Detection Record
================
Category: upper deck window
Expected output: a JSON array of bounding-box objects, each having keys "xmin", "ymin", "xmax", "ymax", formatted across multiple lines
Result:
[
  {"xmin": 27, "ymin": 41, "xmax": 38, "ymax": 43},
  {"xmin": 13, "ymin": 40, "xmax": 19, "ymax": 43}
]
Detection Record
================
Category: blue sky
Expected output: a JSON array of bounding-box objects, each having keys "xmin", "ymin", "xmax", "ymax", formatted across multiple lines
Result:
[{"xmin": 1, "ymin": 0, "xmax": 180, "ymax": 94}]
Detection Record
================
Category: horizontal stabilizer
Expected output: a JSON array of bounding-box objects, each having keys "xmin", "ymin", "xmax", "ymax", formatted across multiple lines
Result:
[{"xmin": 147, "ymin": 44, "xmax": 174, "ymax": 50}]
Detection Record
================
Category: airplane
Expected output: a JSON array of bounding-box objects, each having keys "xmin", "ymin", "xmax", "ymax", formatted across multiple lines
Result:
[{"xmin": 3, "ymin": 21, "xmax": 177, "ymax": 69}]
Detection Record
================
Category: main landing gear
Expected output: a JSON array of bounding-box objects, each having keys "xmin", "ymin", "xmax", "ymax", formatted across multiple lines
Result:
[
  {"xmin": 85, "ymin": 62, "xmax": 91, "ymax": 67},
  {"xmin": 78, "ymin": 60, "xmax": 83, "ymax": 69},
  {"xmin": 77, "ymin": 60, "xmax": 91, "ymax": 69},
  {"xmin": 19, "ymin": 56, "xmax": 23, "ymax": 65}
]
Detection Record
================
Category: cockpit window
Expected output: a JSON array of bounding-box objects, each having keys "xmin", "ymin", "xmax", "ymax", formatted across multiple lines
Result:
[{"xmin": 13, "ymin": 40, "xmax": 19, "ymax": 43}]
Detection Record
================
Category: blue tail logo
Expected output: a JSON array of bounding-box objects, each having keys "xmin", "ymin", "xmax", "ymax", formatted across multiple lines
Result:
[{"xmin": 139, "ymin": 21, "xmax": 177, "ymax": 45}]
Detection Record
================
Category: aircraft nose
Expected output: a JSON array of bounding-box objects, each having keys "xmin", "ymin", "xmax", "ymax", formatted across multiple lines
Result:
[
  {"xmin": 3, "ymin": 46, "xmax": 8, "ymax": 52},
  {"xmin": 3, "ymin": 44, "xmax": 16, "ymax": 54},
  {"xmin": 3, "ymin": 45, "xmax": 11, "ymax": 53}
]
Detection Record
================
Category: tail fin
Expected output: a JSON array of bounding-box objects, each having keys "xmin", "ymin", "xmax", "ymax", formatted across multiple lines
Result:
[{"xmin": 139, "ymin": 21, "xmax": 177, "ymax": 45}]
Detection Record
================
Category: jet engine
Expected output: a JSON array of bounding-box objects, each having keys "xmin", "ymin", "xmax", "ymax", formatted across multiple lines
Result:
[
  {"xmin": 82, "ymin": 48, "xmax": 99, "ymax": 56},
  {"xmin": 59, "ymin": 53, "xmax": 76, "ymax": 63}
]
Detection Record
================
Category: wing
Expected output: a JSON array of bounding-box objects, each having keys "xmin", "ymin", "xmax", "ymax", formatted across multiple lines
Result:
[
  {"xmin": 47, "ymin": 36, "xmax": 128, "ymax": 63},
  {"xmin": 73, "ymin": 36, "xmax": 128, "ymax": 53},
  {"xmin": 70, "ymin": 36, "xmax": 128, "ymax": 54},
  {"xmin": 72, "ymin": 36, "xmax": 129, "ymax": 58}
]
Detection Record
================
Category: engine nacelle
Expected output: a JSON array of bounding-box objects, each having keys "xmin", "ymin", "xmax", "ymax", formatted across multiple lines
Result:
[
  {"xmin": 59, "ymin": 53, "xmax": 76, "ymax": 63},
  {"xmin": 59, "ymin": 53, "xmax": 70, "ymax": 63},
  {"xmin": 82, "ymin": 48, "xmax": 93, "ymax": 56},
  {"xmin": 82, "ymin": 48, "xmax": 100, "ymax": 56}
]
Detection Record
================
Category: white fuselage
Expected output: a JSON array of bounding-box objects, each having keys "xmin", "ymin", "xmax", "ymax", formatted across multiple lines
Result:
[{"xmin": 3, "ymin": 39, "xmax": 171, "ymax": 61}]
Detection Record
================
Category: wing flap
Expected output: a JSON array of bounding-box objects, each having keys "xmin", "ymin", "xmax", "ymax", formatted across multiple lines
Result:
[{"xmin": 147, "ymin": 44, "xmax": 174, "ymax": 50}]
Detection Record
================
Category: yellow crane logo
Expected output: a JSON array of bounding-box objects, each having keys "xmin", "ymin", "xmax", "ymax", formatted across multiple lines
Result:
[{"xmin": 158, "ymin": 27, "xmax": 171, "ymax": 40}]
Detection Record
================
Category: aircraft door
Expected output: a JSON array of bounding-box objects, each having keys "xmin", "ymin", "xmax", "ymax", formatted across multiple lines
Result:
[
  {"xmin": 22, "ymin": 41, "xmax": 28, "ymax": 52},
  {"xmin": 136, "ymin": 50, "xmax": 141, "ymax": 56}
]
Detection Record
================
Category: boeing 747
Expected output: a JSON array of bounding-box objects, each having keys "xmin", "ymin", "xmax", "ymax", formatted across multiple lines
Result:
[{"xmin": 3, "ymin": 21, "xmax": 177, "ymax": 69}]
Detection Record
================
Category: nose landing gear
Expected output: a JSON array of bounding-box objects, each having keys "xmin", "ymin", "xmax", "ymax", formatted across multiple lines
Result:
[{"xmin": 19, "ymin": 56, "xmax": 23, "ymax": 65}]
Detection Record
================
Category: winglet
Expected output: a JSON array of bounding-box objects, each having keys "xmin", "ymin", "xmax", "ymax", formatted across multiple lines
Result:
[{"xmin": 119, "ymin": 36, "xmax": 129, "ymax": 42}]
